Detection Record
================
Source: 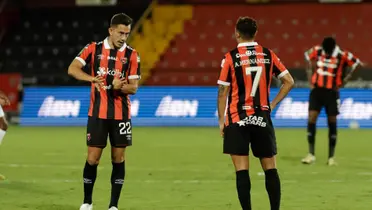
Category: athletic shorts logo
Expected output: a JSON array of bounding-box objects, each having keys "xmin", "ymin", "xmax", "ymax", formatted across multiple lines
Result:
[
  {"xmin": 236, "ymin": 116, "xmax": 267, "ymax": 127},
  {"xmin": 87, "ymin": 133, "xmax": 91, "ymax": 141}
]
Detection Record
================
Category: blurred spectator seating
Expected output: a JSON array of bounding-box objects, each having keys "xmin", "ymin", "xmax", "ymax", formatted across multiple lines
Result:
[
  {"xmin": 147, "ymin": 3, "xmax": 372, "ymax": 86},
  {"xmin": 0, "ymin": 6, "xmax": 147, "ymax": 85}
]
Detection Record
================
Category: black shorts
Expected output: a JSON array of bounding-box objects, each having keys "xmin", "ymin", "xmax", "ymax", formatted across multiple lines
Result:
[
  {"xmin": 309, "ymin": 88, "xmax": 340, "ymax": 116},
  {"xmin": 223, "ymin": 111, "xmax": 277, "ymax": 158},
  {"xmin": 86, "ymin": 116, "xmax": 132, "ymax": 148}
]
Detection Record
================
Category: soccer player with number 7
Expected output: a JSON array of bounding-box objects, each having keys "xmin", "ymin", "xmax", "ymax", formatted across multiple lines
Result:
[{"xmin": 217, "ymin": 17, "xmax": 294, "ymax": 210}]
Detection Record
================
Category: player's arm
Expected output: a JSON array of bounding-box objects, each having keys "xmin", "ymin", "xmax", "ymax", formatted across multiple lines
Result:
[
  {"xmin": 121, "ymin": 51, "xmax": 141, "ymax": 95},
  {"xmin": 305, "ymin": 60, "xmax": 312, "ymax": 84},
  {"xmin": 217, "ymin": 56, "xmax": 231, "ymax": 135},
  {"xmin": 271, "ymin": 52, "xmax": 295, "ymax": 110},
  {"xmin": 68, "ymin": 43, "xmax": 104, "ymax": 84},
  {"xmin": 218, "ymin": 85, "xmax": 229, "ymax": 125},
  {"xmin": 0, "ymin": 90, "xmax": 10, "ymax": 106},
  {"xmin": 121, "ymin": 79, "xmax": 139, "ymax": 94},
  {"xmin": 68, "ymin": 60, "xmax": 98, "ymax": 82},
  {"xmin": 342, "ymin": 52, "xmax": 363, "ymax": 87},
  {"xmin": 304, "ymin": 46, "xmax": 319, "ymax": 87},
  {"xmin": 271, "ymin": 73, "xmax": 294, "ymax": 110}
]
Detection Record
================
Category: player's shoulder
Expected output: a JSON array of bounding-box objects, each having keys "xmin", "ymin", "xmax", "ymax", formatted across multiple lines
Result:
[
  {"xmin": 125, "ymin": 45, "xmax": 140, "ymax": 63},
  {"xmin": 258, "ymin": 45, "xmax": 274, "ymax": 54},
  {"xmin": 307, "ymin": 45, "xmax": 322, "ymax": 52},
  {"xmin": 339, "ymin": 48, "xmax": 350, "ymax": 55},
  {"xmin": 313, "ymin": 45, "xmax": 322, "ymax": 50},
  {"xmin": 125, "ymin": 45, "xmax": 141, "ymax": 58},
  {"xmin": 254, "ymin": 45, "xmax": 277, "ymax": 58},
  {"xmin": 218, "ymin": 49, "xmax": 235, "ymax": 67},
  {"xmin": 304, "ymin": 45, "xmax": 322, "ymax": 55},
  {"xmin": 126, "ymin": 44, "xmax": 137, "ymax": 52},
  {"xmin": 336, "ymin": 47, "xmax": 351, "ymax": 58},
  {"xmin": 80, "ymin": 41, "xmax": 98, "ymax": 52},
  {"xmin": 222, "ymin": 48, "xmax": 236, "ymax": 61},
  {"xmin": 86, "ymin": 41, "xmax": 98, "ymax": 47}
]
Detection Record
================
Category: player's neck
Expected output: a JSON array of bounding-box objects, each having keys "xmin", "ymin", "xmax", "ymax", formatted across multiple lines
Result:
[
  {"xmin": 107, "ymin": 37, "xmax": 120, "ymax": 50},
  {"xmin": 239, "ymin": 39, "xmax": 255, "ymax": 44}
]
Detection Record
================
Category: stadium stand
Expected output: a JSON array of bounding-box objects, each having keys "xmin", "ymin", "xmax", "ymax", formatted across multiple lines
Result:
[
  {"xmin": 146, "ymin": 3, "xmax": 372, "ymax": 86},
  {"xmin": 1, "ymin": 0, "xmax": 372, "ymax": 87},
  {"xmin": 0, "ymin": 0, "xmax": 150, "ymax": 85}
]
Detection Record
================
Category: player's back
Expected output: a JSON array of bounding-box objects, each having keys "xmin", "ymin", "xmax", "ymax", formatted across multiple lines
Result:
[{"xmin": 218, "ymin": 42, "xmax": 289, "ymax": 123}]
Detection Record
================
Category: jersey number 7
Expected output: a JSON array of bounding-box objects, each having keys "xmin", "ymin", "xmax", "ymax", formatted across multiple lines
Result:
[{"xmin": 245, "ymin": 66, "xmax": 263, "ymax": 97}]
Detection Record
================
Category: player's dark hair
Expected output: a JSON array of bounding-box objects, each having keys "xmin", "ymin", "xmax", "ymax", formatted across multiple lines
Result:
[
  {"xmin": 110, "ymin": 13, "xmax": 133, "ymax": 27},
  {"xmin": 236, "ymin": 17, "xmax": 258, "ymax": 40},
  {"xmin": 322, "ymin": 37, "xmax": 336, "ymax": 55}
]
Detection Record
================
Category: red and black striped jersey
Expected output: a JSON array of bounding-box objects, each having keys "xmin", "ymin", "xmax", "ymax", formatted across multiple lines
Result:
[
  {"xmin": 218, "ymin": 42, "xmax": 288, "ymax": 126},
  {"xmin": 304, "ymin": 45, "xmax": 360, "ymax": 89},
  {"xmin": 75, "ymin": 38, "xmax": 141, "ymax": 120}
]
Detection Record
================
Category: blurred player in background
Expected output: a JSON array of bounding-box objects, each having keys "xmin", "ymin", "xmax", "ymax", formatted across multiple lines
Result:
[
  {"xmin": 302, "ymin": 37, "xmax": 362, "ymax": 166},
  {"xmin": 68, "ymin": 13, "xmax": 141, "ymax": 210},
  {"xmin": 0, "ymin": 90, "xmax": 10, "ymax": 180},
  {"xmin": 217, "ymin": 17, "xmax": 294, "ymax": 210}
]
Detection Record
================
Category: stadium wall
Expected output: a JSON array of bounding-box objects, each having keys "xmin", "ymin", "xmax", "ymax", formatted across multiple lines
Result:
[{"xmin": 20, "ymin": 87, "xmax": 372, "ymax": 128}]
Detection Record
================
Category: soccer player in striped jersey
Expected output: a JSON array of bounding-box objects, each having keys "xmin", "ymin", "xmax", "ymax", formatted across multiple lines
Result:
[
  {"xmin": 302, "ymin": 37, "xmax": 362, "ymax": 166},
  {"xmin": 68, "ymin": 13, "xmax": 141, "ymax": 210},
  {"xmin": 0, "ymin": 90, "xmax": 10, "ymax": 180},
  {"xmin": 217, "ymin": 17, "xmax": 294, "ymax": 210}
]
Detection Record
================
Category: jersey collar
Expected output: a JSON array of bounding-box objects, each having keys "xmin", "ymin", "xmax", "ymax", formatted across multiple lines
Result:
[
  {"xmin": 237, "ymin": 42, "xmax": 258, "ymax": 47},
  {"xmin": 104, "ymin": 37, "xmax": 127, "ymax": 52}
]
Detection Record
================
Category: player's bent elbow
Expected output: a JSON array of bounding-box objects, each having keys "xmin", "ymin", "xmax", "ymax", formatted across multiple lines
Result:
[
  {"xmin": 67, "ymin": 61, "xmax": 83, "ymax": 77},
  {"xmin": 122, "ymin": 88, "xmax": 137, "ymax": 95},
  {"xmin": 129, "ymin": 85, "xmax": 138, "ymax": 94},
  {"xmin": 355, "ymin": 63, "xmax": 363, "ymax": 71},
  {"xmin": 130, "ymin": 88, "xmax": 138, "ymax": 95},
  {"xmin": 280, "ymin": 74, "xmax": 294, "ymax": 86},
  {"xmin": 67, "ymin": 66, "xmax": 75, "ymax": 77},
  {"xmin": 0, "ymin": 119, "xmax": 8, "ymax": 131},
  {"xmin": 288, "ymin": 78, "xmax": 295, "ymax": 89},
  {"xmin": 288, "ymin": 77, "xmax": 295, "ymax": 87},
  {"xmin": 283, "ymin": 75, "xmax": 295, "ymax": 89}
]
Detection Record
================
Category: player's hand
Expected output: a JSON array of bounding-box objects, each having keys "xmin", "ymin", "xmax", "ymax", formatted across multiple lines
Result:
[
  {"xmin": 0, "ymin": 93, "xmax": 10, "ymax": 106},
  {"xmin": 219, "ymin": 121, "xmax": 225, "ymax": 137},
  {"xmin": 120, "ymin": 79, "xmax": 129, "ymax": 92},
  {"xmin": 91, "ymin": 76, "xmax": 104, "ymax": 91},
  {"xmin": 0, "ymin": 98, "xmax": 10, "ymax": 106},
  {"xmin": 112, "ymin": 77, "xmax": 125, "ymax": 90},
  {"xmin": 310, "ymin": 84, "xmax": 315, "ymax": 90},
  {"xmin": 92, "ymin": 75, "xmax": 104, "ymax": 84}
]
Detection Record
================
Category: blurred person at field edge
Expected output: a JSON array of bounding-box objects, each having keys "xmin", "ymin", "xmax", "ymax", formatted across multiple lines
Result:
[
  {"xmin": 0, "ymin": 90, "xmax": 10, "ymax": 180},
  {"xmin": 302, "ymin": 37, "xmax": 362, "ymax": 166}
]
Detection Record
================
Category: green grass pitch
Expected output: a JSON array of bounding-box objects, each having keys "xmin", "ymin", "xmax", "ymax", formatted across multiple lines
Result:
[{"xmin": 0, "ymin": 126, "xmax": 372, "ymax": 210}]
